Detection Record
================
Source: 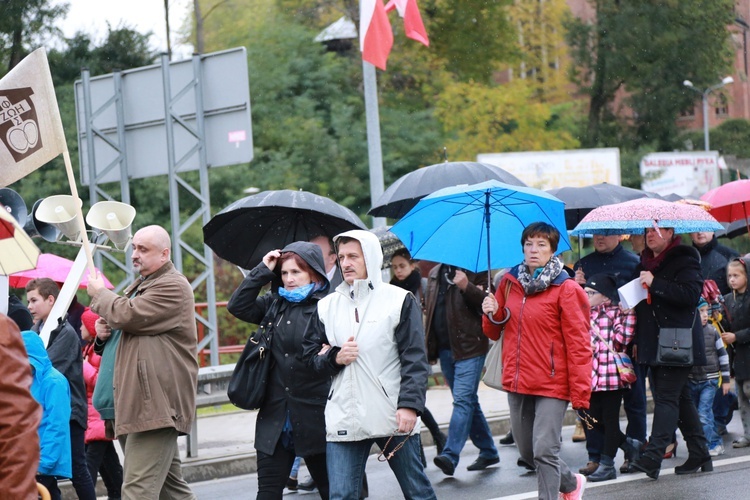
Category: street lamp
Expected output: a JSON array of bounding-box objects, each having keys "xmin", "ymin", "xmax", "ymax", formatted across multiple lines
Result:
[{"xmin": 683, "ymin": 76, "xmax": 734, "ymax": 151}]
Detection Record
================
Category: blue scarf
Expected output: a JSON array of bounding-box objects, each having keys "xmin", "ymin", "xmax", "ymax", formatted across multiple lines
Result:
[{"xmin": 278, "ymin": 283, "xmax": 316, "ymax": 303}]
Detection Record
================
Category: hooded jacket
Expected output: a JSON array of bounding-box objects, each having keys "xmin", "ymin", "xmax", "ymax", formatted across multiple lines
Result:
[
  {"xmin": 694, "ymin": 236, "xmax": 738, "ymax": 295},
  {"xmin": 22, "ymin": 331, "xmax": 72, "ymax": 479},
  {"xmin": 227, "ymin": 241, "xmax": 331, "ymax": 457},
  {"xmin": 723, "ymin": 257, "xmax": 750, "ymax": 379},
  {"xmin": 82, "ymin": 343, "xmax": 109, "ymax": 442},
  {"xmin": 0, "ymin": 316, "xmax": 40, "ymax": 500},
  {"xmin": 90, "ymin": 261, "xmax": 198, "ymax": 437},
  {"xmin": 482, "ymin": 266, "xmax": 592, "ymax": 409},
  {"xmin": 303, "ymin": 230, "xmax": 430, "ymax": 441}
]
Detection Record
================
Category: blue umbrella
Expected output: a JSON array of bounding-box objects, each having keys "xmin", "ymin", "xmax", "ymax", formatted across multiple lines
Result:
[{"xmin": 390, "ymin": 180, "xmax": 570, "ymax": 281}]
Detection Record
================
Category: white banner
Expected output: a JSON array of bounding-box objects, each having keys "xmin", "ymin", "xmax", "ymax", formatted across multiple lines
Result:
[{"xmin": 640, "ymin": 152, "xmax": 724, "ymax": 197}]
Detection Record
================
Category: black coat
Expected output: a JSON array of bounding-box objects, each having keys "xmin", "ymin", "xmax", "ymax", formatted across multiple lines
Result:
[
  {"xmin": 694, "ymin": 236, "xmax": 739, "ymax": 295},
  {"xmin": 633, "ymin": 244, "xmax": 706, "ymax": 367},
  {"xmin": 226, "ymin": 241, "xmax": 331, "ymax": 457},
  {"xmin": 722, "ymin": 259, "xmax": 750, "ymax": 379}
]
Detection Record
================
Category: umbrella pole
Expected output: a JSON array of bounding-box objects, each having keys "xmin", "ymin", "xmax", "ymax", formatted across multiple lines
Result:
[{"xmin": 485, "ymin": 192, "xmax": 492, "ymax": 292}]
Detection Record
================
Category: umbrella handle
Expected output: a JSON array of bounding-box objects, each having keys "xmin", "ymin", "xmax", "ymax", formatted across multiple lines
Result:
[{"xmin": 642, "ymin": 282, "xmax": 651, "ymax": 304}]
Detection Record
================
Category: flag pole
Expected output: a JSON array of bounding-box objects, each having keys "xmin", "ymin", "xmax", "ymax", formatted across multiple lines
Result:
[
  {"xmin": 363, "ymin": 59, "xmax": 387, "ymax": 231},
  {"xmin": 62, "ymin": 149, "xmax": 97, "ymax": 276}
]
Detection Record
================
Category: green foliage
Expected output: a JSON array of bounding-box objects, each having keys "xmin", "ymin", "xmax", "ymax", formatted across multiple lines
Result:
[
  {"xmin": 676, "ymin": 119, "xmax": 750, "ymax": 158},
  {"xmin": 0, "ymin": 0, "xmax": 68, "ymax": 72}
]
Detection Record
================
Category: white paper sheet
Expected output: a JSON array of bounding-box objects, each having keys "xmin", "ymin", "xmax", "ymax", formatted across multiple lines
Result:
[{"xmin": 618, "ymin": 277, "xmax": 649, "ymax": 309}]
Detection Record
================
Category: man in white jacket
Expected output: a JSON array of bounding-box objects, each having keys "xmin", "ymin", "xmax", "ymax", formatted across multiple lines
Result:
[{"xmin": 303, "ymin": 230, "xmax": 436, "ymax": 500}]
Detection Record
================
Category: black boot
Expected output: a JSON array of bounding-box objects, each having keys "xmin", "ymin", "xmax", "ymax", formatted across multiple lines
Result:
[
  {"xmin": 628, "ymin": 455, "xmax": 661, "ymax": 480},
  {"xmin": 675, "ymin": 455, "xmax": 713, "ymax": 474}
]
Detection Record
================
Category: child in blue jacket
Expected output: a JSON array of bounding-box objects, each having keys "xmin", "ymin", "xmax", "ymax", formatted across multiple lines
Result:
[{"xmin": 22, "ymin": 331, "xmax": 72, "ymax": 500}]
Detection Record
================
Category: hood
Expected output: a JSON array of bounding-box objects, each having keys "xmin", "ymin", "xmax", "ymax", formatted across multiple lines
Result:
[
  {"xmin": 278, "ymin": 241, "xmax": 331, "ymax": 291},
  {"xmin": 21, "ymin": 330, "xmax": 52, "ymax": 379},
  {"xmin": 731, "ymin": 255, "xmax": 750, "ymax": 279},
  {"xmin": 333, "ymin": 229, "xmax": 384, "ymax": 290}
]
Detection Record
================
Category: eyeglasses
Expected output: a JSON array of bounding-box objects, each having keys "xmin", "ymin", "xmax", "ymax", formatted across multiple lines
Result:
[{"xmin": 377, "ymin": 431, "xmax": 414, "ymax": 462}]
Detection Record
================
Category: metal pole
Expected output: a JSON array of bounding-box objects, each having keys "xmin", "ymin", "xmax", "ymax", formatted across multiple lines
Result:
[
  {"xmin": 362, "ymin": 60, "xmax": 387, "ymax": 230},
  {"xmin": 703, "ymin": 92, "xmax": 710, "ymax": 151}
]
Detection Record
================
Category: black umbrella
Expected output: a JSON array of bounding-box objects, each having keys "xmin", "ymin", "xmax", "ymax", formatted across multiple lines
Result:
[
  {"xmin": 203, "ymin": 190, "xmax": 367, "ymax": 269},
  {"xmin": 717, "ymin": 218, "xmax": 750, "ymax": 239},
  {"xmin": 368, "ymin": 161, "xmax": 526, "ymax": 219},
  {"xmin": 369, "ymin": 225, "xmax": 406, "ymax": 269},
  {"xmin": 546, "ymin": 183, "xmax": 652, "ymax": 230}
]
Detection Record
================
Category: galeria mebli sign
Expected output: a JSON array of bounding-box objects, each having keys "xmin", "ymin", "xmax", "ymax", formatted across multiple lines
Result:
[{"xmin": 640, "ymin": 152, "xmax": 724, "ymax": 198}]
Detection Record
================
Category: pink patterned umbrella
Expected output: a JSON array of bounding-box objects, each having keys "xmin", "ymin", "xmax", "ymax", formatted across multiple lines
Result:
[
  {"xmin": 571, "ymin": 198, "xmax": 724, "ymax": 236},
  {"xmin": 9, "ymin": 253, "xmax": 114, "ymax": 289}
]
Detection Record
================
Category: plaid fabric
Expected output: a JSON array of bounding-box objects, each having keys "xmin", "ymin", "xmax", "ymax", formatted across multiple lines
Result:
[{"xmin": 590, "ymin": 303, "xmax": 637, "ymax": 392}]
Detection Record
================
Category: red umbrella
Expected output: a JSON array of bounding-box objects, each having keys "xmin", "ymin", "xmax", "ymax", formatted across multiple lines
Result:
[
  {"xmin": 700, "ymin": 179, "xmax": 750, "ymax": 235},
  {"xmin": 9, "ymin": 253, "xmax": 114, "ymax": 289}
]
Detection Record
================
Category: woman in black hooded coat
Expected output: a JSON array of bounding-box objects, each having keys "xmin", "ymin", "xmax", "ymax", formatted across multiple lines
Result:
[{"xmin": 227, "ymin": 241, "xmax": 331, "ymax": 499}]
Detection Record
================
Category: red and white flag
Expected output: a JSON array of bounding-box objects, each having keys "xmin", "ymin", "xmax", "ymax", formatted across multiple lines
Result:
[
  {"xmin": 0, "ymin": 48, "xmax": 67, "ymax": 187},
  {"xmin": 385, "ymin": 0, "xmax": 430, "ymax": 46},
  {"xmin": 361, "ymin": 0, "xmax": 394, "ymax": 70}
]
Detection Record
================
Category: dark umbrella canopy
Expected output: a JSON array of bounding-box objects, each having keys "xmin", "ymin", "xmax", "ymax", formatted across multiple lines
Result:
[
  {"xmin": 203, "ymin": 190, "xmax": 367, "ymax": 269},
  {"xmin": 717, "ymin": 218, "xmax": 750, "ymax": 239},
  {"xmin": 546, "ymin": 183, "xmax": 652, "ymax": 230},
  {"xmin": 368, "ymin": 161, "xmax": 526, "ymax": 219},
  {"xmin": 369, "ymin": 225, "xmax": 406, "ymax": 268}
]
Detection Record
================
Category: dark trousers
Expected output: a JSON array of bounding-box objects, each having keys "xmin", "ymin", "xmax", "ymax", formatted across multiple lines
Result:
[
  {"xmin": 86, "ymin": 440, "xmax": 123, "ymax": 498},
  {"xmin": 623, "ymin": 363, "xmax": 649, "ymax": 443},
  {"xmin": 70, "ymin": 421, "xmax": 97, "ymax": 500},
  {"xmin": 643, "ymin": 365, "xmax": 709, "ymax": 465},
  {"xmin": 589, "ymin": 390, "xmax": 626, "ymax": 461},
  {"xmin": 421, "ymin": 407, "xmax": 442, "ymax": 441},
  {"xmin": 256, "ymin": 439, "xmax": 328, "ymax": 500},
  {"xmin": 37, "ymin": 474, "xmax": 61, "ymax": 500}
]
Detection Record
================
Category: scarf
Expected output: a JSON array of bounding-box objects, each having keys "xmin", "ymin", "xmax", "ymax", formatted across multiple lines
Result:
[
  {"xmin": 278, "ymin": 282, "xmax": 317, "ymax": 303},
  {"xmin": 640, "ymin": 236, "xmax": 681, "ymax": 272},
  {"xmin": 516, "ymin": 256, "xmax": 564, "ymax": 295},
  {"xmin": 390, "ymin": 269, "xmax": 422, "ymax": 295}
]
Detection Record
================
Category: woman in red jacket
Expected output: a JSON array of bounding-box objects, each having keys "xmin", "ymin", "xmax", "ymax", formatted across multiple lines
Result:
[
  {"xmin": 81, "ymin": 308, "xmax": 123, "ymax": 499},
  {"xmin": 482, "ymin": 222, "xmax": 592, "ymax": 500}
]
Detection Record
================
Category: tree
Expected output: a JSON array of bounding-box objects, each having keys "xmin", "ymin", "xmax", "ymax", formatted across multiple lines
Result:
[
  {"xmin": 566, "ymin": 0, "xmax": 735, "ymax": 150},
  {"xmin": 0, "ymin": 0, "xmax": 68, "ymax": 73}
]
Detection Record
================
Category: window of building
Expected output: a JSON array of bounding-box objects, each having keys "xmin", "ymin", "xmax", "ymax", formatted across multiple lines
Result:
[{"xmin": 715, "ymin": 94, "xmax": 729, "ymax": 117}]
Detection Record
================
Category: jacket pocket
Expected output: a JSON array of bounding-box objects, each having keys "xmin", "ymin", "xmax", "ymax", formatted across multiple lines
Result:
[{"xmin": 138, "ymin": 360, "xmax": 152, "ymax": 401}]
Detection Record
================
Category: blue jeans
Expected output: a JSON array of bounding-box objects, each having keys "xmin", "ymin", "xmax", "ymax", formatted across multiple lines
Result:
[
  {"xmin": 326, "ymin": 435, "xmax": 436, "ymax": 500},
  {"xmin": 689, "ymin": 379, "xmax": 720, "ymax": 448},
  {"xmin": 438, "ymin": 349, "xmax": 498, "ymax": 466}
]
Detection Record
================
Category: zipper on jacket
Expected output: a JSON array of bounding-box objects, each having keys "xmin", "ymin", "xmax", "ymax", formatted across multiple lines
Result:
[
  {"xmin": 549, "ymin": 342, "xmax": 555, "ymax": 377},
  {"xmin": 513, "ymin": 296, "xmax": 527, "ymax": 392}
]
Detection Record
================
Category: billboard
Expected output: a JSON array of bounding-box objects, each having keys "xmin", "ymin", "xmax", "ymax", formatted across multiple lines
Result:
[
  {"xmin": 477, "ymin": 148, "xmax": 620, "ymax": 190},
  {"xmin": 639, "ymin": 152, "xmax": 724, "ymax": 198}
]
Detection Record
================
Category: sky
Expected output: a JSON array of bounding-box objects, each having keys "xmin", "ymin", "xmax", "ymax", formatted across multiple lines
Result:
[{"xmin": 54, "ymin": 0, "xmax": 194, "ymax": 59}]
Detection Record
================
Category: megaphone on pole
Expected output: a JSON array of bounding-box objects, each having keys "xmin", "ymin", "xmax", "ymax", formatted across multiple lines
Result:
[
  {"xmin": 0, "ymin": 188, "xmax": 28, "ymax": 226},
  {"xmin": 34, "ymin": 195, "xmax": 83, "ymax": 241},
  {"xmin": 23, "ymin": 199, "xmax": 62, "ymax": 242},
  {"xmin": 86, "ymin": 201, "xmax": 136, "ymax": 250}
]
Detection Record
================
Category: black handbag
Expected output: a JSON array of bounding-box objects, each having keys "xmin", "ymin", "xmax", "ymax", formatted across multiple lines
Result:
[
  {"xmin": 227, "ymin": 319, "xmax": 274, "ymax": 410},
  {"xmin": 654, "ymin": 309, "xmax": 695, "ymax": 367}
]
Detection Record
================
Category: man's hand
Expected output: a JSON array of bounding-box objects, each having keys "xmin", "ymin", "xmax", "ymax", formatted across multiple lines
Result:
[
  {"xmin": 722, "ymin": 382, "xmax": 731, "ymax": 396},
  {"xmin": 86, "ymin": 272, "xmax": 106, "ymax": 297},
  {"xmin": 395, "ymin": 408, "xmax": 417, "ymax": 433},
  {"xmin": 95, "ymin": 318, "xmax": 112, "ymax": 341},
  {"xmin": 482, "ymin": 294, "xmax": 498, "ymax": 316},
  {"xmin": 722, "ymin": 332, "xmax": 736, "ymax": 345},
  {"xmin": 335, "ymin": 336, "xmax": 359, "ymax": 365},
  {"xmin": 574, "ymin": 267, "xmax": 586, "ymax": 286},
  {"xmin": 453, "ymin": 270, "xmax": 469, "ymax": 291}
]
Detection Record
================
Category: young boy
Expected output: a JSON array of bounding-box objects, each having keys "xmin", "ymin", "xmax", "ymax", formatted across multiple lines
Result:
[
  {"xmin": 22, "ymin": 330, "xmax": 72, "ymax": 500},
  {"xmin": 721, "ymin": 257, "xmax": 750, "ymax": 448},
  {"xmin": 26, "ymin": 278, "xmax": 95, "ymax": 499},
  {"xmin": 689, "ymin": 297, "xmax": 731, "ymax": 456}
]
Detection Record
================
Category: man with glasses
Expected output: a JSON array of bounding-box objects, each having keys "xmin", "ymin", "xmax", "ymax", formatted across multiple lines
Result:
[
  {"xmin": 424, "ymin": 263, "xmax": 499, "ymax": 475},
  {"xmin": 303, "ymin": 230, "xmax": 436, "ymax": 500}
]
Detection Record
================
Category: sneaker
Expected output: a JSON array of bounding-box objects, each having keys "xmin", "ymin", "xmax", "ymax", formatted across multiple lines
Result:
[
  {"xmin": 559, "ymin": 473, "xmax": 587, "ymax": 500},
  {"xmin": 733, "ymin": 437, "xmax": 750, "ymax": 448},
  {"xmin": 572, "ymin": 421, "xmax": 586, "ymax": 443},
  {"xmin": 286, "ymin": 477, "xmax": 298, "ymax": 491},
  {"xmin": 709, "ymin": 444, "xmax": 725, "ymax": 456}
]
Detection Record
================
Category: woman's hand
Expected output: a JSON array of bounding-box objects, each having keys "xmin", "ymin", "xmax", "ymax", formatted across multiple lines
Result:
[
  {"xmin": 721, "ymin": 331, "xmax": 736, "ymax": 345},
  {"xmin": 482, "ymin": 294, "xmax": 498, "ymax": 316},
  {"xmin": 639, "ymin": 270, "xmax": 654, "ymax": 288},
  {"xmin": 262, "ymin": 250, "xmax": 282, "ymax": 271}
]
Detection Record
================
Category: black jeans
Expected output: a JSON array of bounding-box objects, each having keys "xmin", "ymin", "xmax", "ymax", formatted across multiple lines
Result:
[
  {"xmin": 86, "ymin": 440, "xmax": 123, "ymax": 498},
  {"xmin": 70, "ymin": 421, "xmax": 97, "ymax": 500},
  {"xmin": 643, "ymin": 365, "xmax": 709, "ymax": 465},
  {"xmin": 37, "ymin": 474, "xmax": 61, "ymax": 500},
  {"xmin": 256, "ymin": 439, "xmax": 328, "ymax": 500},
  {"xmin": 589, "ymin": 389, "xmax": 626, "ymax": 461}
]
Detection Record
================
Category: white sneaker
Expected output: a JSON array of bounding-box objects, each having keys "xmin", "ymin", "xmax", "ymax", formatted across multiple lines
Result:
[
  {"xmin": 709, "ymin": 444, "xmax": 725, "ymax": 456},
  {"xmin": 559, "ymin": 473, "xmax": 587, "ymax": 500}
]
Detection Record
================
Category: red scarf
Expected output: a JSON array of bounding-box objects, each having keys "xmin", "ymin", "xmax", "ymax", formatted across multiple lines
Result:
[{"xmin": 640, "ymin": 235, "xmax": 682, "ymax": 271}]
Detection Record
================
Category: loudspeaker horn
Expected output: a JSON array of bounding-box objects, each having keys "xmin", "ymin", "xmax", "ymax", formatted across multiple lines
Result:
[
  {"xmin": 34, "ymin": 195, "xmax": 83, "ymax": 241},
  {"xmin": 86, "ymin": 201, "xmax": 136, "ymax": 250},
  {"xmin": 0, "ymin": 188, "xmax": 28, "ymax": 226},
  {"xmin": 23, "ymin": 199, "xmax": 62, "ymax": 242}
]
